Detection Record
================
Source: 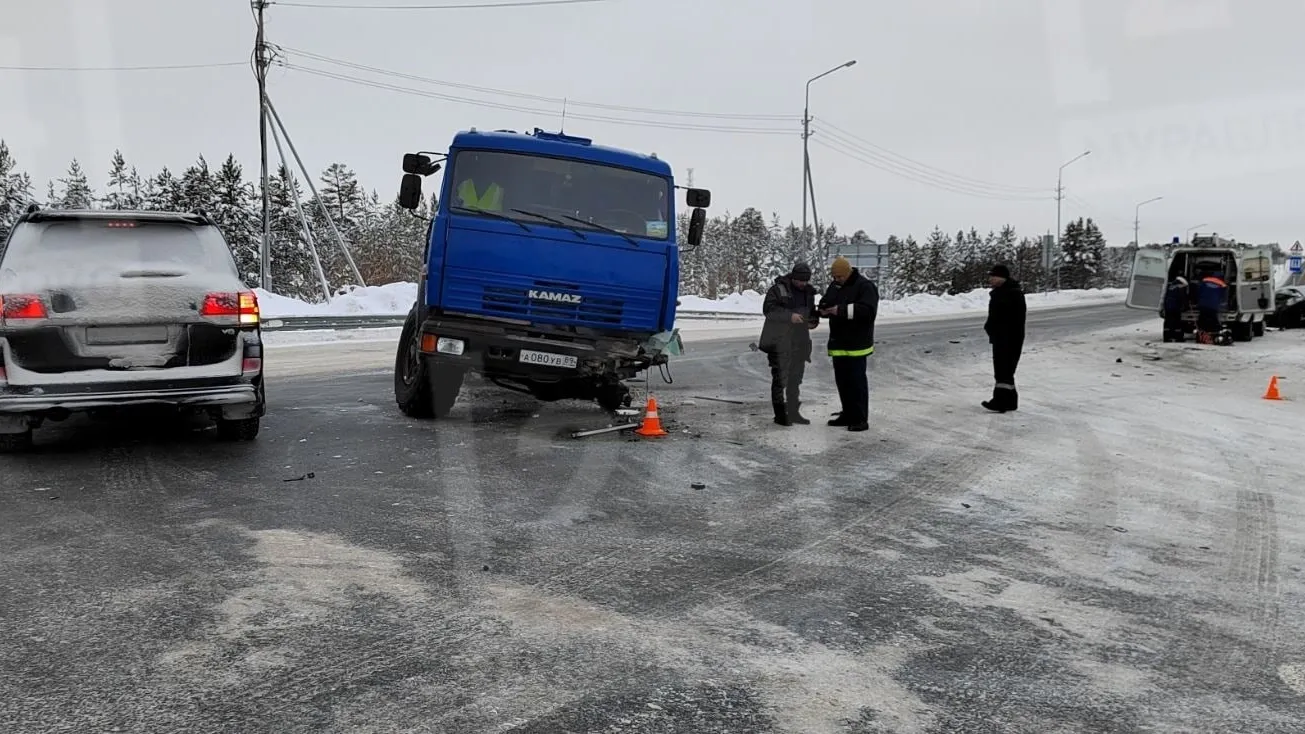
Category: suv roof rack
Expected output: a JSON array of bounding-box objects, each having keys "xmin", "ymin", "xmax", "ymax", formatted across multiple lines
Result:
[{"xmin": 24, "ymin": 209, "xmax": 210, "ymax": 225}]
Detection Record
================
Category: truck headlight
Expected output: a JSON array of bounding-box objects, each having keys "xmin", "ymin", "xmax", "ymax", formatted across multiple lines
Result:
[{"xmin": 436, "ymin": 337, "xmax": 464, "ymax": 356}]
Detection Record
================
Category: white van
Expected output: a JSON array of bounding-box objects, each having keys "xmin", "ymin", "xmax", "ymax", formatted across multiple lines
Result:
[{"xmin": 1126, "ymin": 239, "xmax": 1275, "ymax": 342}]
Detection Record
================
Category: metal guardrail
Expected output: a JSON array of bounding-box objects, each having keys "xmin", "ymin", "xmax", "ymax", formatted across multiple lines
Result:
[{"xmin": 260, "ymin": 310, "xmax": 758, "ymax": 331}]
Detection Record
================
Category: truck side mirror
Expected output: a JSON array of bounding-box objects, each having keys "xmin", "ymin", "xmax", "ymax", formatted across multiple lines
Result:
[
  {"xmin": 398, "ymin": 174, "xmax": 423, "ymax": 210},
  {"xmin": 403, "ymin": 153, "xmax": 439, "ymax": 176},
  {"xmin": 687, "ymin": 208, "xmax": 706, "ymax": 247},
  {"xmin": 686, "ymin": 188, "xmax": 711, "ymax": 208}
]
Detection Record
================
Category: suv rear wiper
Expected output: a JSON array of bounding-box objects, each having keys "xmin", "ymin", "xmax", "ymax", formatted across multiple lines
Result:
[
  {"xmin": 509, "ymin": 209, "xmax": 587, "ymax": 240},
  {"xmin": 561, "ymin": 215, "xmax": 639, "ymax": 247},
  {"xmin": 450, "ymin": 205, "xmax": 530, "ymax": 232}
]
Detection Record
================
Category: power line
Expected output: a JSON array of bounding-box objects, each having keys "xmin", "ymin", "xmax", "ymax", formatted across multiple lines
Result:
[
  {"xmin": 279, "ymin": 46, "xmax": 798, "ymax": 121},
  {"xmin": 813, "ymin": 118, "xmax": 1049, "ymax": 194},
  {"xmin": 275, "ymin": 0, "xmax": 613, "ymax": 9},
  {"xmin": 811, "ymin": 137, "xmax": 1053, "ymax": 202},
  {"xmin": 0, "ymin": 61, "xmax": 245, "ymax": 71},
  {"xmin": 279, "ymin": 62, "xmax": 795, "ymax": 134}
]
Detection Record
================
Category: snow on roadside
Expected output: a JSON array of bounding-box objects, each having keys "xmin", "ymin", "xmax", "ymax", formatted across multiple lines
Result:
[{"xmin": 258, "ymin": 281, "xmax": 1124, "ymax": 319}]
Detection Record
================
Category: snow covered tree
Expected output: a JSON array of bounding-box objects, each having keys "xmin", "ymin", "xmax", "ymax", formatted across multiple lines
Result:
[
  {"xmin": 0, "ymin": 141, "xmax": 34, "ymax": 242},
  {"xmin": 103, "ymin": 150, "xmax": 142, "ymax": 210},
  {"xmin": 212, "ymin": 155, "xmax": 260, "ymax": 285},
  {"xmin": 57, "ymin": 159, "xmax": 95, "ymax": 209}
]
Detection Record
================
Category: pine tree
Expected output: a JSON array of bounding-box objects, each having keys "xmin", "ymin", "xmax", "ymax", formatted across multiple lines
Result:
[
  {"xmin": 104, "ymin": 150, "xmax": 131, "ymax": 210},
  {"xmin": 0, "ymin": 141, "xmax": 34, "ymax": 241},
  {"xmin": 212, "ymin": 155, "xmax": 260, "ymax": 285},
  {"xmin": 57, "ymin": 159, "xmax": 95, "ymax": 209}
]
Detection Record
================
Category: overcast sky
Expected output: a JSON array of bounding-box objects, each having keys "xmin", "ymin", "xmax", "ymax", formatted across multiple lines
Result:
[{"xmin": 3, "ymin": 0, "xmax": 1303, "ymax": 247}]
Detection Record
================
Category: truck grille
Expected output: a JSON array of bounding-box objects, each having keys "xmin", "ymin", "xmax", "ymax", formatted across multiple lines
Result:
[{"xmin": 482, "ymin": 280, "xmax": 625, "ymax": 327}]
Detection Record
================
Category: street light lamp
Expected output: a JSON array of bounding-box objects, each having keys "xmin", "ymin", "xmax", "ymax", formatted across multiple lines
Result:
[
  {"xmin": 802, "ymin": 60, "xmax": 856, "ymax": 255},
  {"xmin": 1134, "ymin": 196, "xmax": 1163, "ymax": 247},
  {"xmin": 1186, "ymin": 223, "xmax": 1207, "ymax": 244},
  {"xmin": 1055, "ymin": 150, "xmax": 1090, "ymax": 290}
]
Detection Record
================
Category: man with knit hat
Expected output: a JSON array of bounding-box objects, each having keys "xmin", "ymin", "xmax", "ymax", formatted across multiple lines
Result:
[
  {"xmin": 982, "ymin": 263, "xmax": 1027, "ymax": 412},
  {"xmin": 760, "ymin": 261, "xmax": 820, "ymax": 425},
  {"xmin": 820, "ymin": 256, "xmax": 879, "ymax": 432}
]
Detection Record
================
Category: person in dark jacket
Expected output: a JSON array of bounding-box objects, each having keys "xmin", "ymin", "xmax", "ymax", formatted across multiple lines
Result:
[
  {"xmin": 982, "ymin": 264, "xmax": 1027, "ymax": 413},
  {"xmin": 759, "ymin": 262, "xmax": 820, "ymax": 425},
  {"xmin": 1161, "ymin": 276, "xmax": 1189, "ymax": 342},
  {"xmin": 820, "ymin": 257, "xmax": 878, "ymax": 432}
]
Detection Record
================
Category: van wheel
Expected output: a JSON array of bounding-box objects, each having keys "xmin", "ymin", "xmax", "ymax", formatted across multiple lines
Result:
[
  {"xmin": 0, "ymin": 429, "xmax": 34, "ymax": 453},
  {"xmin": 395, "ymin": 309, "xmax": 435, "ymax": 419},
  {"xmin": 1253, "ymin": 320, "xmax": 1265, "ymax": 337}
]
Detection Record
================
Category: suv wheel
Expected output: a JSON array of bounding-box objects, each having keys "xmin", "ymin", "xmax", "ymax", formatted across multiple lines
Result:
[
  {"xmin": 0, "ymin": 429, "xmax": 33, "ymax": 453},
  {"xmin": 216, "ymin": 417, "xmax": 260, "ymax": 441}
]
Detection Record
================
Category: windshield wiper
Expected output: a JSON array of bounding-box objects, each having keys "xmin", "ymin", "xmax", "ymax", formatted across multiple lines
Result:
[
  {"xmin": 509, "ymin": 209, "xmax": 587, "ymax": 240},
  {"xmin": 560, "ymin": 215, "xmax": 639, "ymax": 247},
  {"xmin": 450, "ymin": 205, "xmax": 530, "ymax": 232}
]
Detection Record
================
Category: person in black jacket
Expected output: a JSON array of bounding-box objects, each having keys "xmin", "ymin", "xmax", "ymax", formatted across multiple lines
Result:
[
  {"xmin": 1161, "ymin": 276, "xmax": 1189, "ymax": 342},
  {"xmin": 759, "ymin": 262, "xmax": 820, "ymax": 425},
  {"xmin": 982, "ymin": 264, "xmax": 1027, "ymax": 413},
  {"xmin": 820, "ymin": 257, "xmax": 879, "ymax": 432}
]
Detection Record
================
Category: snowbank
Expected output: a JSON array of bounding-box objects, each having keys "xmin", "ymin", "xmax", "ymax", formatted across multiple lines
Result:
[
  {"xmin": 258, "ymin": 281, "xmax": 1125, "ymax": 319},
  {"xmin": 256, "ymin": 283, "xmax": 417, "ymax": 317}
]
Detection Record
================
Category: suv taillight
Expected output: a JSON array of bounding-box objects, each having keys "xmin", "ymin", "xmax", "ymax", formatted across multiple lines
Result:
[
  {"xmin": 0, "ymin": 294, "xmax": 49, "ymax": 322},
  {"xmin": 200, "ymin": 291, "xmax": 259, "ymax": 325}
]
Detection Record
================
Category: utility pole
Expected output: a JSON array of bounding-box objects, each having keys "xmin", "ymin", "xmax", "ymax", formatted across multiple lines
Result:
[
  {"xmin": 1134, "ymin": 196, "xmax": 1162, "ymax": 249},
  {"xmin": 1055, "ymin": 150, "xmax": 1090, "ymax": 291},
  {"xmin": 802, "ymin": 60, "xmax": 855, "ymax": 257},
  {"xmin": 253, "ymin": 0, "xmax": 272, "ymax": 291}
]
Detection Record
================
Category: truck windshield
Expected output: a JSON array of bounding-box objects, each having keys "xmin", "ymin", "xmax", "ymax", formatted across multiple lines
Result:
[{"xmin": 447, "ymin": 150, "xmax": 671, "ymax": 241}]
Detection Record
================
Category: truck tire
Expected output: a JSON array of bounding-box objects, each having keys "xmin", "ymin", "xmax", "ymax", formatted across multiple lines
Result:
[
  {"xmin": 1253, "ymin": 319, "xmax": 1265, "ymax": 337},
  {"xmin": 395, "ymin": 309, "xmax": 435, "ymax": 419},
  {"xmin": 1233, "ymin": 321, "xmax": 1254, "ymax": 342},
  {"xmin": 596, "ymin": 383, "xmax": 632, "ymax": 412}
]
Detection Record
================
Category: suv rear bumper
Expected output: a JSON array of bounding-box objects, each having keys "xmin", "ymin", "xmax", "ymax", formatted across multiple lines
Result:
[{"xmin": 0, "ymin": 381, "xmax": 258, "ymax": 413}]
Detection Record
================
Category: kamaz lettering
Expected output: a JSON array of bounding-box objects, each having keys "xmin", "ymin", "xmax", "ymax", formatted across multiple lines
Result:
[
  {"xmin": 529, "ymin": 290, "xmax": 581, "ymax": 304},
  {"xmin": 392, "ymin": 127, "xmax": 711, "ymax": 418}
]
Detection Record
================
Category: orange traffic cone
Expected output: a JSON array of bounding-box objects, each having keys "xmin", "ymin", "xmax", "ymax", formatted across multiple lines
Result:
[
  {"xmin": 1263, "ymin": 376, "xmax": 1283, "ymax": 401},
  {"xmin": 635, "ymin": 396, "xmax": 668, "ymax": 437}
]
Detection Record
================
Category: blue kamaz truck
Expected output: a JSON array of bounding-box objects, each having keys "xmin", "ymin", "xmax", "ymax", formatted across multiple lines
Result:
[{"xmin": 392, "ymin": 128, "xmax": 709, "ymax": 418}]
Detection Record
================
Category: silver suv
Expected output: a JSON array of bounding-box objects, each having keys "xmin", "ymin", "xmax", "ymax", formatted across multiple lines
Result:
[{"xmin": 0, "ymin": 206, "xmax": 265, "ymax": 451}]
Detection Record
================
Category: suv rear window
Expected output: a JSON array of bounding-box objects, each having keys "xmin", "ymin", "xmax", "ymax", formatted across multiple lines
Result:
[{"xmin": 1, "ymin": 220, "xmax": 237, "ymax": 275}]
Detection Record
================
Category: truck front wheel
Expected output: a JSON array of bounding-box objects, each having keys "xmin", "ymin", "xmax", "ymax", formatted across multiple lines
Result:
[
  {"xmin": 395, "ymin": 309, "xmax": 435, "ymax": 419},
  {"xmin": 596, "ymin": 382, "xmax": 632, "ymax": 413}
]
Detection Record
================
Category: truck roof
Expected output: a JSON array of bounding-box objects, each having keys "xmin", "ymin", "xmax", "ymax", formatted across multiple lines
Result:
[{"xmin": 449, "ymin": 128, "xmax": 673, "ymax": 178}]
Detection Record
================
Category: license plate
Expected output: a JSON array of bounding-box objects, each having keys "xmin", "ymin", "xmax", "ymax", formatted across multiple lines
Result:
[
  {"xmin": 86, "ymin": 326, "xmax": 170, "ymax": 345},
  {"xmin": 518, "ymin": 349, "xmax": 577, "ymax": 369}
]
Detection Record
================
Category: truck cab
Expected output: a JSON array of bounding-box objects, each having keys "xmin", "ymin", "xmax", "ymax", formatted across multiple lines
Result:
[
  {"xmin": 1126, "ymin": 235, "xmax": 1275, "ymax": 342},
  {"xmin": 391, "ymin": 128, "xmax": 709, "ymax": 418}
]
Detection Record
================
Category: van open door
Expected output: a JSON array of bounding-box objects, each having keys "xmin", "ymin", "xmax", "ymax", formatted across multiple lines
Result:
[
  {"xmin": 1126, "ymin": 248, "xmax": 1168, "ymax": 311},
  {"xmin": 1237, "ymin": 246, "xmax": 1274, "ymax": 314}
]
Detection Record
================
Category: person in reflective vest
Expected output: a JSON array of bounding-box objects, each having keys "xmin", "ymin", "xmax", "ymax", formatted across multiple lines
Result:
[
  {"xmin": 820, "ymin": 257, "xmax": 879, "ymax": 432},
  {"xmin": 456, "ymin": 178, "xmax": 504, "ymax": 211},
  {"xmin": 1197, "ymin": 273, "xmax": 1227, "ymax": 339}
]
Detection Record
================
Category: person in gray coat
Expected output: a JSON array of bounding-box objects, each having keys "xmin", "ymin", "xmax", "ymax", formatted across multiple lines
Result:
[{"xmin": 759, "ymin": 262, "xmax": 820, "ymax": 425}]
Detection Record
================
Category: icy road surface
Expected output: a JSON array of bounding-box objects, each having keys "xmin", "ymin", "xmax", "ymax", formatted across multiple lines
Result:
[{"xmin": 2, "ymin": 304, "xmax": 1304, "ymax": 733}]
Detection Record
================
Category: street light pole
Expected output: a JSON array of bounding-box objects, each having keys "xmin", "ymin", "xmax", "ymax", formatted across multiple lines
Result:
[
  {"xmin": 1134, "ymin": 196, "xmax": 1163, "ymax": 248},
  {"xmin": 802, "ymin": 60, "xmax": 856, "ymax": 257},
  {"xmin": 1186, "ymin": 223, "xmax": 1207, "ymax": 244},
  {"xmin": 1055, "ymin": 150, "xmax": 1090, "ymax": 290}
]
